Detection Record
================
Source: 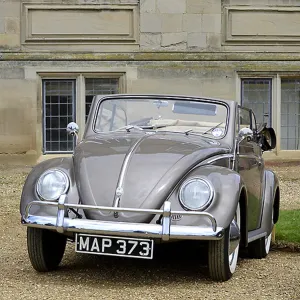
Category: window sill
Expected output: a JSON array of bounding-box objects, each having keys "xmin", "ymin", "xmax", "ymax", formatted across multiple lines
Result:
[{"xmin": 37, "ymin": 154, "xmax": 73, "ymax": 164}]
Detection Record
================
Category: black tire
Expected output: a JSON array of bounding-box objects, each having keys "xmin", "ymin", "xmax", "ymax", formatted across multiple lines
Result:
[
  {"xmin": 27, "ymin": 227, "xmax": 67, "ymax": 272},
  {"xmin": 208, "ymin": 204, "xmax": 240, "ymax": 281},
  {"xmin": 248, "ymin": 233, "xmax": 271, "ymax": 259},
  {"xmin": 248, "ymin": 206, "xmax": 273, "ymax": 259}
]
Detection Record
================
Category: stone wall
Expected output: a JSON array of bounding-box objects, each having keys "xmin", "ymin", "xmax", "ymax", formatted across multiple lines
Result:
[
  {"xmin": 0, "ymin": 61, "xmax": 37, "ymax": 153},
  {"xmin": 0, "ymin": 0, "xmax": 20, "ymax": 50},
  {"xmin": 1, "ymin": 0, "xmax": 300, "ymax": 158},
  {"xmin": 0, "ymin": 58, "xmax": 237, "ymax": 154},
  {"xmin": 140, "ymin": 0, "xmax": 300, "ymax": 52},
  {"xmin": 140, "ymin": 0, "xmax": 221, "ymax": 50},
  {"xmin": 2, "ymin": 0, "xmax": 300, "ymax": 53},
  {"xmin": 2, "ymin": 58, "xmax": 300, "ymax": 156}
]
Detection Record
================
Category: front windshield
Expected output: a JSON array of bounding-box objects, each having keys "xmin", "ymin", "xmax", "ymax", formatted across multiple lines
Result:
[{"xmin": 94, "ymin": 98, "xmax": 228, "ymax": 138}]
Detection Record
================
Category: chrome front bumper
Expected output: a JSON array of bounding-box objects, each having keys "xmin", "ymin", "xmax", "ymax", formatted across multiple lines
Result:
[{"xmin": 22, "ymin": 195, "xmax": 224, "ymax": 241}]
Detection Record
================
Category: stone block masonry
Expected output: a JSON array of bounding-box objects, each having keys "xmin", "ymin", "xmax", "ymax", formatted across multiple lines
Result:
[
  {"xmin": 0, "ymin": 1, "xmax": 20, "ymax": 50},
  {"xmin": 140, "ymin": 0, "xmax": 222, "ymax": 50}
]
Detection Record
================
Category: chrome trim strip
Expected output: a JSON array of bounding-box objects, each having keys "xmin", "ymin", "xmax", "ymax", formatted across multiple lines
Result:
[
  {"xmin": 23, "ymin": 198, "xmax": 223, "ymax": 241},
  {"xmin": 112, "ymin": 134, "xmax": 150, "ymax": 216},
  {"xmin": 199, "ymin": 154, "xmax": 233, "ymax": 166},
  {"xmin": 238, "ymin": 154, "xmax": 259, "ymax": 159},
  {"xmin": 248, "ymin": 232, "xmax": 267, "ymax": 243}
]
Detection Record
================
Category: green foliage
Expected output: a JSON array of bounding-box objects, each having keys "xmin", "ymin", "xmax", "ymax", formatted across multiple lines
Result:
[{"xmin": 276, "ymin": 210, "xmax": 300, "ymax": 244}]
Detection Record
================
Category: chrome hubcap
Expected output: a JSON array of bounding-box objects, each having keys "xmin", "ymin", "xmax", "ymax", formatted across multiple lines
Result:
[{"xmin": 229, "ymin": 204, "xmax": 240, "ymax": 273}]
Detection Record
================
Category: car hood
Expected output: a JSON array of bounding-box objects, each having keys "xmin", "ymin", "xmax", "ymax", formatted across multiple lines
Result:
[{"xmin": 73, "ymin": 132, "xmax": 230, "ymax": 222}]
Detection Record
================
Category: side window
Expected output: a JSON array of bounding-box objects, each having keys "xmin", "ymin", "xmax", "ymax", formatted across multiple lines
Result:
[
  {"xmin": 238, "ymin": 107, "xmax": 251, "ymax": 130},
  {"xmin": 250, "ymin": 111, "xmax": 257, "ymax": 132}
]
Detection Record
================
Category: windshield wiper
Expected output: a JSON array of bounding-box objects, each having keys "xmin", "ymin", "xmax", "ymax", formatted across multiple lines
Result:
[
  {"xmin": 203, "ymin": 122, "xmax": 224, "ymax": 134},
  {"xmin": 183, "ymin": 122, "xmax": 224, "ymax": 136},
  {"xmin": 125, "ymin": 125, "xmax": 146, "ymax": 132},
  {"xmin": 184, "ymin": 129, "xmax": 193, "ymax": 135},
  {"xmin": 117, "ymin": 124, "xmax": 171, "ymax": 132},
  {"xmin": 116, "ymin": 125, "xmax": 144, "ymax": 132}
]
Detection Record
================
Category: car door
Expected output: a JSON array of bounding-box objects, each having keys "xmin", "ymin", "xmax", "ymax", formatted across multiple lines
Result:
[{"xmin": 237, "ymin": 107, "xmax": 264, "ymax": 231}]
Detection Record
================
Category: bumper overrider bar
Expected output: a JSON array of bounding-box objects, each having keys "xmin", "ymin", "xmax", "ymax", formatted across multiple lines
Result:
[{"xmin": 22, "ymin": 195, "xmax": 224, "ymax": 241}]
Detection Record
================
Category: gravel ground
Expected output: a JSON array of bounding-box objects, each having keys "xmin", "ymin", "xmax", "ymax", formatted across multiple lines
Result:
[
  {"xmin": 266, "ymin": 161, "xmax": 300, "ymax": 210},
  {"xmin": 0, "ymin": 164, "xmax": 300, "ymax": 300}
]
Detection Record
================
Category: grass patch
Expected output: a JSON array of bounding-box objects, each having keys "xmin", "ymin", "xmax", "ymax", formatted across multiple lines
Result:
[{"xmin": 276, "ymin": 210, "xmax": 300, "ymax": 244}]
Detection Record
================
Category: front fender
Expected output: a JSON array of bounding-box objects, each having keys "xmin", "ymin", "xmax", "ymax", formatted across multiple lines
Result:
[
  {"xmin": 160, "ymin": 165, "xmax": 246, "ymax": 230},
  {"xmin": 20, "ymin": 157, "xmax": 80, "ymax": 218}
]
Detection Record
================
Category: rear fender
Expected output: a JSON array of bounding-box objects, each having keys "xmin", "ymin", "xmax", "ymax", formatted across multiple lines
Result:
[{"xmin": 260, "ymin": 170, "xmax": 280, "ymax": 236}]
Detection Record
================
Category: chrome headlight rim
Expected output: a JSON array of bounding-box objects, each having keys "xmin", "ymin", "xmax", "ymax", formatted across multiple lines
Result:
[
  {"xmin": 36, "ymin": 169, "xmax": 69, "ymax": 201},
  {"xmin": 179, "ymin": 177, "xmax": 214, "ymax": 211}
]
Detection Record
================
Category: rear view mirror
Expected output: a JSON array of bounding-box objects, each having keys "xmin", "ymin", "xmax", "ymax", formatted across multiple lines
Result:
[
  {"xmin": 172, "ymin": 101, "xmax": 217, "ymax": 116},
  {"xmin": 153, "ymin": 100, "xmax": 169, "ymax": 108}
]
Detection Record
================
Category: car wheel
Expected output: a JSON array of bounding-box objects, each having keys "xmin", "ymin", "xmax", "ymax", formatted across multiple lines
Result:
[
  {"xmin": 208, "ymin": 203, "xmax": 240, "ymax": 281},
  {"xmin": 248, "ymin": 232, "xmax": 272, "ymax": 259},
  {"xmin": 27, "ymin": 227, "xmax": 67, "ymax": 272}
]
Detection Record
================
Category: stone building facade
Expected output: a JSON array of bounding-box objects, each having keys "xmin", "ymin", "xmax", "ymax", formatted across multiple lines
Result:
[{"xmin": 1, "ymin": 0, "xmax": 300, "ymax": 161}]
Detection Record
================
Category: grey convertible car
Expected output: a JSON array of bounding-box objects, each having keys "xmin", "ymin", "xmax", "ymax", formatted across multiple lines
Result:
[{"xmin": 20, "ymin": 94, "xmax": 280, "ymax": 281}]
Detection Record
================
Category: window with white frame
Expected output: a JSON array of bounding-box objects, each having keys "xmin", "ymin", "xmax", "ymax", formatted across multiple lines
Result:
[
  {"xmin": 43, "ymin": 77, "xmax": 119, "ymax": 153},
  {"xmin": 241, "ymin": 76, "xmax": 300, "ymax": 151},
  {"xmin": 85, "ymin": 78, "xmax": 119, "ymax": 121},
  {"xmin": 241, "ymin": 78, "xmax": 272, "ymax": 127},
  {"xmin": 281, "ymin": 79, "xmax": 300, "ymax": 150}
]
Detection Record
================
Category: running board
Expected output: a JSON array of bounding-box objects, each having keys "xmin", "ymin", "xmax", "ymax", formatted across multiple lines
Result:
[{"xmin": 247, "ymin": 229, "xmax": 267, "ymax": 243}]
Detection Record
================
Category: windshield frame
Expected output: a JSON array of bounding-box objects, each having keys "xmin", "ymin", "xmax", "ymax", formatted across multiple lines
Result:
[{"xmin": 91, "ymin": 95, "xmax": 230, "ymax": 140}]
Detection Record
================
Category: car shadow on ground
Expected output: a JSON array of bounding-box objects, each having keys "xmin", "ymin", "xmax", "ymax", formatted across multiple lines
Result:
[
  {"xmin": 43, "ymin": 241, "xmax": 249, "ymax": 286},
  {"xmin": 56, "ymin": 241, "xmax": 211, "ymax": 285}
]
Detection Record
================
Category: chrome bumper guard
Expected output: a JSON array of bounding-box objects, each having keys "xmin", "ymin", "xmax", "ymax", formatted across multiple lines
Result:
[{"xmin": 22, "ymin": 195, "xmax": 224, "ymax": 241}]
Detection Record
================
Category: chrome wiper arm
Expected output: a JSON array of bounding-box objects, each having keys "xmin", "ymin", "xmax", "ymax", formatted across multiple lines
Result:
[
  {"xmin": 125, "ymin": 125, "xmax": 144, "ymax": 132},
  {"xmin": 116, "ymin": 124, "xmax": 169, "ymax": 132},
  {"xmin": 116, "ymin": 125, "xmax": 144, "ymax": 132},
  {"xmin": 203, "ymin": 122, "xmax": 224, "ymax": 135},
  {"xmin": 184, "ymin": 129, "xmax": 193, "ymax": 135}
]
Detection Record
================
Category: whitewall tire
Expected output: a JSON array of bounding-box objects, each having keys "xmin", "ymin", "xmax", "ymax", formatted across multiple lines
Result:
[{"xmin": 208, "ymin": 203, "xmax": 240, "ymax": 281}]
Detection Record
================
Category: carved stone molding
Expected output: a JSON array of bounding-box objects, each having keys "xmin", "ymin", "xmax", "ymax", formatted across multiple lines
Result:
[
  {"xmin": 223, "ymin": 6, "xmax": 300, "ymax": 45},
  {"xmin": 21, "ymin": 1, "xmax": 139, "ymax": 51}
]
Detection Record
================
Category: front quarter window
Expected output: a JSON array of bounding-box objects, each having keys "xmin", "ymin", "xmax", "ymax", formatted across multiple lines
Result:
[{"xmin": 238, "ymin": 107, "xmax": 251, "ymax": 130}]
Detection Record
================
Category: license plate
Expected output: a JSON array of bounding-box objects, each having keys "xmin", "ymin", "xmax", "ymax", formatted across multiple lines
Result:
[{"xmin": 75, "ymin": 234, "xmax": 154, "ymax": 259}]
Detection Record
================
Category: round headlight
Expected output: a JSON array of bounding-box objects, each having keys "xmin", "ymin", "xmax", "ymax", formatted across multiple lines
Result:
[
  {"xmin": 36, "ymin": 169, "xmax": 69, "ymax": 201},
  {"xmin": 179, "ymin": 177, "xmax": 214, "ymax": 211}
]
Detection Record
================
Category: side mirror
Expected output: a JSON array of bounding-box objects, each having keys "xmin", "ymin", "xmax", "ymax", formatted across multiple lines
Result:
[
  {"xmin": 67, "ymin": 122, "xmax": 79, "ymax": 137},
  {"xmin": 260, "ymin": 127, "xmax": 276, "ymax": 151},
  {"xmin": 238, "ymin": 127, "xmax": 253, "ymax": 142}
]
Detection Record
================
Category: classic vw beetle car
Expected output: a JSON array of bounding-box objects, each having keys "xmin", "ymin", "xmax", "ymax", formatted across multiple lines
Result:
[{"xmin": 20, "ymin": 94, "xmax": 280, "ymax": 281}]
